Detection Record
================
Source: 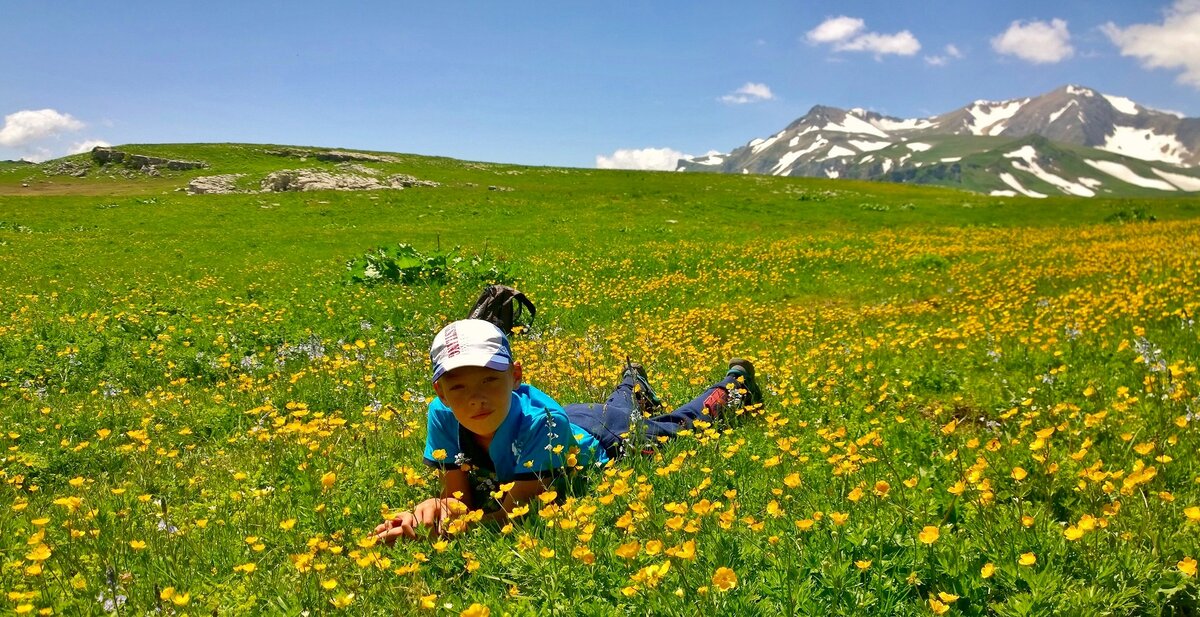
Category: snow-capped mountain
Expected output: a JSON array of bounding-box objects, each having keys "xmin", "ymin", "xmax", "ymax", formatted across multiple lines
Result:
[{"xmin": 678, "ymin": 85, "xmax": 1200, "ymax": 197}]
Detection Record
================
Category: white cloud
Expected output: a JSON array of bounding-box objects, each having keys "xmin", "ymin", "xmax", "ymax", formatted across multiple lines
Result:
[
  {"xmin": 596, "ymin": 147, "xmax": 690, "ymax": 171},
  {"xmin": 1102, "ymin": 0, "xmax": 1200, "ymax": 89},
  {"xmin": 925, "ymin": 43, "xmax": 965, "ymax": 66},
  {"xmin": 806, "ymin": 16, "xmax": 865, "ymax": 44},
  {"xmin": 720, "ymin": 82, "xmax": 775, "ymax": 105},
  {"xmin": 0, "ymin": 109, "xmax": 84, "ymax": 147},
  {"xmin": 991, "ymin": 19, "xmax": 1074, "ymax": 64},
  {"xmin": 69, "ymin": 139, "xmax": 112, "ymax": 154},
  {"xmin": 806, "ymin": 16, "xmax": 920, "ymax": 58}
]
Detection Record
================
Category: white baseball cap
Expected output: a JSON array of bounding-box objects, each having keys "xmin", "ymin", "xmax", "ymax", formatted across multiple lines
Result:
[{"xmin": 430, "ymin": 319, "xmax": 513, "ymax": 382}]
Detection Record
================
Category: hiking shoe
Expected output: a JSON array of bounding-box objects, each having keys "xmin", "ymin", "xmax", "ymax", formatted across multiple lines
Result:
[
  {"xmin": 623, "ymin": 361, "xmax": 664, "ymax": 413},
  {"xmin": 726, "ymin": 358, "xmax": 763, "ymax": 407}
]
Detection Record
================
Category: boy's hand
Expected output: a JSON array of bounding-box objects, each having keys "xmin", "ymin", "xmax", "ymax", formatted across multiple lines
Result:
[{"xmin": 373, "ymin": 497, "xmax": 466, "ymax": 544}]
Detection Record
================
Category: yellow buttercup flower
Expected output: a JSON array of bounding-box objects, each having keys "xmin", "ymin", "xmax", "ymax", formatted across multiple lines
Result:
[
  {"xmin": 918, "ymin": 525, "xmax": 940, "ymax": 545},
  {"xmin": 1179, "ymin": 557, "xmax": 1196, "ymax": 577},
  {"xmin": 981, "ymin": 563, "xmax": 995, "ymax": 578},
  {"xmin": 712, "ymin": 567, "xmax": 737, "ymax": 591},
  {"xmin": 1019, "ymin": 552, "xmax": 1036, "ymax": 566}
]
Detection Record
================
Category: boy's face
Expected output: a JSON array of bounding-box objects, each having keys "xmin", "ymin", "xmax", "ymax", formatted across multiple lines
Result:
[{"xmin": 433, "ymin": 364, "xmax": 521, "ymax": 437}]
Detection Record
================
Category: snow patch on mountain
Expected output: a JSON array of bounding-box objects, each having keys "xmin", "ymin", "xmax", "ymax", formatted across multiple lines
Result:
[
  {"xmin": 771, "ymin": 150, "xmax": 807, "ymax": 175},
  {"xmin": 1152, "ymin": 168, "xmax": 1200, "ymax": 191},
  {"xmin": 871, "ymin": 117, "xmax": 936, "ymax": 132},
  {"xmin": 1103, "ymin": 94, "xmax": 1139, "ymax": 115},
  {"xmin": 847, "ymin": 140, "xmax": 892, "ymax": 152},
  {"xmin": 825, "ymin": 169, "xmax": 840, "ymax": 178},
  {"xmin": 1000, "ymin": 172, "xmax": 1047, "ymax": 198},
  {"xmin": 826, "ymin": 145, "xmax": 857, "ymax": 158},
  {"xmin": 822, "ymin": 115, "xmax": 890, "ymax": 138},
  {"xmin": 967, "ymin": 99, "xmax": 1026, "ymax": 136},
  {"xmin": 906, "ymin": 142, "xmax": 932, "ymax": 152},
  {"xmin": 1084, "ymin": 159, "xmax": 1176, "ymax": 190},
  {"xmin": 1003, "ymin": 145, "xmax": 1038, "ymax": 163},
  {"xmin": 1048, "ymin": 101, "xmax": 1076, "ymax": 124},
  {"xmin": 1066, "ymin": 85, "xmax": 1095, "ymax": 97},
  {"xmin": 1099, "ymin": 126, "xmax": 1188, "ymax": 165},
  {"xmin": 1010, "ymin": 159, "xmax": 1095, "ymax": 197},
  {"xmin": 990, "ymin": 190, "xmax": 1018, "ymax": 197},
  {"xmin": 751, "ymin": 132, "xmax": 786, "ymax": 154},
  {"xmin": 940, "ymin": 157, "xmax": 962, "ymax": 162}
]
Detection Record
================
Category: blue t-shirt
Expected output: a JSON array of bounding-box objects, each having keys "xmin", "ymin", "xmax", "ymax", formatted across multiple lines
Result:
[{"xmin": 422, "ymin": 384, "xmax": 609, "ymax": 489}]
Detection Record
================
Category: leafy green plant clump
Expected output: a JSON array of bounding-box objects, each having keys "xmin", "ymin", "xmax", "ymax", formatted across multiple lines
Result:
[{"xmin": 345, "ymin": 243, "xmax": 515, "ymax": 286}]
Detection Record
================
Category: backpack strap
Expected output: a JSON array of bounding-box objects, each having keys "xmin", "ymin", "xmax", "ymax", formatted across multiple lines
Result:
[{"xmin": 467, "ymin": 285, "xmax": 536, "ymax": 335}]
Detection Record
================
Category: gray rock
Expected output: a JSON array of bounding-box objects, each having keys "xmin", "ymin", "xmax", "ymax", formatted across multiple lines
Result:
[
  {"xmin": 187, "ymin": 174, "xmax": 245, "ymax": 194},
  {"xmin": 91, "ymin": 147, "xmax": 207, "ymax": 171}
]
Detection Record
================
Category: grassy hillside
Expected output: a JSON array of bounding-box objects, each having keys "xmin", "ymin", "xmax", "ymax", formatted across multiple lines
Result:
[{"xmin": 1, "ymin": 144, "xmax": 1199, "ymax": 615}]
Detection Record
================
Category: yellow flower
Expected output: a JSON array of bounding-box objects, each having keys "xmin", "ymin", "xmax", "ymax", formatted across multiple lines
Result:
[
  {"xmin": 1179, "ymin": 557, "xmax": 1196, "ymax": 577},
  {"xmin": 1185, "ymin": 506, "xmax": 1200, "ymax": 523},
  {"xmin": 855, "ymin": 560, "xmax": 871, "ymax": 570},
  {"xmin": 918, "ymin": 525, "xmax": 940, "ymax": 545},
  {"xmin": 668, "ymin": 540, "xmax": 697, "ymax": 561},
  {"xmin": 539, "ymin": 548, "xmax": 556, "ymax": 559},
  {"xmin": 784, "ymin": 473, "xmax": 802, "ymax": 488},
  {"xmin": 874, "ymin": 481, "xmax": 890, "ymax": 496},
  {"xmin": 280, "ymin": 518, "xmax": 297, "ymax": 530},
  {"xmin": 615, "ymin": 540, "xmax": 641, "ymax": 559},
  {"xmin": 321, "ymin": 472, "xmax": 337, "ymax": 490},
  {"xmin": 1021, "ymin": 515, "xmax": 1034, "ymax": 528},
  {"xmin": 795, "ymin": 519, "xmax": 815, "ymax": 531},
  {"xmin": 1011, "ymin": 467, "xmax": 1028, "ymax": 481},
  {"xmin": 830, "ymin": 511, "xmax": 849, "ymax": 526},
  {"xmin": 234, "ymin": 562, "xmax": 257, "ymax": 573},
  {"xmin": 460, "ymin": 603, "xmax": 490, "ymax": 617},
  {"xmin": 26, "ymin": 544, "xmax": 51, "ymax": 561},
  {"xmin": 938, "ymin": 592, "xmax": 959, "ymax": 602},
  {"xmin": 329, "ymin": 592, "xmax": 355, "ymax": 609},
  {"xmin": 321, "ymin": 578, "xmax": 338, "ymax": 590},
  {"xmin": 928, "ymin": 598, "xmax": 950, "ymax": 615},
  {"xmin": 15, "ymin": 605, "xmax": 33, "ymax": 615},
  {"xmin": 1063, "ymin": 526, "xmax": 1084, "ymax": 541},
  {"xmin": 129, "ymin": 540, "xmax": 147, "ymax": 550},
  {"xmin": 1019, "ymin": 552, "xmax": 1036, "ymax": 567},
  {"xmin": 420, "ymin": 594, "xmax": 437, "ymax": 610},
  {"xmin": 981, "ymin": 563, "xmax": 995, "ymax": 578},
  {"xmin": 431, "ymin": 449, "xmax": 447, "ymax": 461},
  {"xmin": 712, "ymin": 567, "xmax": 737, "ymax": 591}
]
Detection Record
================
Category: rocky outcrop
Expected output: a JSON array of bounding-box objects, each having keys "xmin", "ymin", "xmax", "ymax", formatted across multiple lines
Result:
[
  {"xmin": 91, "ymin": 147, "xmax": 207, "ymax": 171},
  {"xmin": 259, "ymin": 169, "xmax": 439, "ymax": 192},
  {"xmin": 262, "ymin": 148, "xmax": 400, "ymax": 163},
  {"xmin": 42, "ymin": 160, "xmax": 91, "ymax": 177},
  {"xmin": 186, "ymin": 174, "xmax": 245, "ymax": 194}
]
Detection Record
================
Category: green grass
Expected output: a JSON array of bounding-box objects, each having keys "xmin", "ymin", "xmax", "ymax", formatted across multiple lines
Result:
[{"xmin": 1, "ymin": 144, "xmax": 1199, "ymax": 615}]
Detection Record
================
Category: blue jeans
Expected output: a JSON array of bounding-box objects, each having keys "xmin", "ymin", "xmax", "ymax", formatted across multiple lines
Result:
[{"xmin": 564, "ymin": 372, "xmax": 740, "ymax": 458}]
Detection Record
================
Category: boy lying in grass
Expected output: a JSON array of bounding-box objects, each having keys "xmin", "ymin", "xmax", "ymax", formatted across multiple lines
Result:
[{"xmin": 373, "ymin": 319, "xmax": 762, "ymax": 543}]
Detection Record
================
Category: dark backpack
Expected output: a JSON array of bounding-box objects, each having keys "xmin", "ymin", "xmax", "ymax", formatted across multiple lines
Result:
[{"xmin": 467, "ymin": 285, "xmax": 536, "ymax": 335}]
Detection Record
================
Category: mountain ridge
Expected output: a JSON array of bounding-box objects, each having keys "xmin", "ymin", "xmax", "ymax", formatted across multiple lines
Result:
[{"xmin": 678, "ymin": 85, "xmax": 1200, "ymax": 197}]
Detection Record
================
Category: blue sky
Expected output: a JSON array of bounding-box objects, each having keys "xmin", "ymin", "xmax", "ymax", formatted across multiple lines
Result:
[{"xmin": 2, "ymin": 1, "xmax": 1198, "ymax": 168}]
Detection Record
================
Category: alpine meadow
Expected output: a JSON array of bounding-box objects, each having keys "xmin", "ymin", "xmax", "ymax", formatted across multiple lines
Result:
[{"xmin": 2, "ymin": 143, "xmax": 1199, "ymax": 615}]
